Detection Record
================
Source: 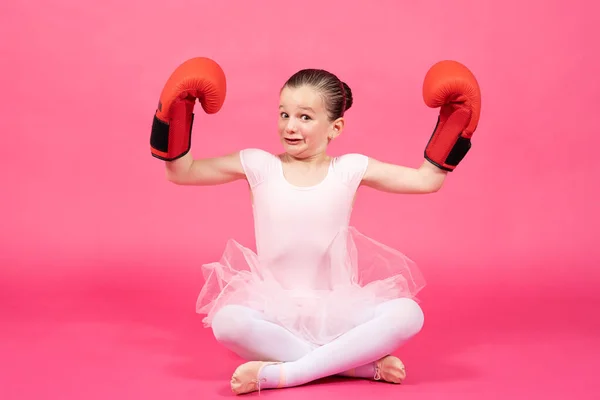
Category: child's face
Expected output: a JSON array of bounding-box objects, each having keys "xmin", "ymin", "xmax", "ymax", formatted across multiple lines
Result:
[{"xmin": 278, "ymin": 85, "xmax": 340, "ymax": 158}]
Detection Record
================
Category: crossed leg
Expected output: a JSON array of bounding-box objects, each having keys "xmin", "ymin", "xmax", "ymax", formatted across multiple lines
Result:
[
  {"xmin": 211, "ymin": 305, "xmax": 316, "ymax": 363},
  {"xmin": 211, "ymin": 298, "xmax": 424, "ymax": 393}
]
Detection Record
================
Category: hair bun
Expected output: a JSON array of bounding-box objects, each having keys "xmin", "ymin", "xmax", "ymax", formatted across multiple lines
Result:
[{"xmin": 341, "ymin": 81, "xmax": 353, "ymax": 111}]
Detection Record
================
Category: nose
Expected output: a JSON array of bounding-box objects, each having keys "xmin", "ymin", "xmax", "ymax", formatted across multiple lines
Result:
[{"xmin": 285, "ymin": 118, "xmax": 297, "ymax": 133}]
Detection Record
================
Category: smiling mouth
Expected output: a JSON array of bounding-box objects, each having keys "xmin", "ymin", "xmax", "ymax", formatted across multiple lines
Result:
[{"xmin": 284, "ymin": 138, "xmax": 303, "ymax": 144}]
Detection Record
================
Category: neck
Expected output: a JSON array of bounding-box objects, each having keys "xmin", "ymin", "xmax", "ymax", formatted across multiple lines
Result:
[{"xmin": 283, "ymin": 151, "xmax": 330, "ymax": 166}]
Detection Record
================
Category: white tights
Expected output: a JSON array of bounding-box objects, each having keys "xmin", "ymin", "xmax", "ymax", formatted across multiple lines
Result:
[{"xmin": 211, "ymin": 298, "xmax": 424, "ymax": 387}]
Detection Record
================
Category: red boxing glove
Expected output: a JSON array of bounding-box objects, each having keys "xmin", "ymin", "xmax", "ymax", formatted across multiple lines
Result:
[
  {"xmin": 150, "ymin": 57, "xmax": 226, "ymax": 161},
  {"xmin": 422, "ymin": 60, "xmax": 481, "ymax": 171}
]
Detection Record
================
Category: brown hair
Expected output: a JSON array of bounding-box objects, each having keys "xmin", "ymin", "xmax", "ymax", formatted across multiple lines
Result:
[{"xmin": 283, "ymin": 69, "xmax": 353, "ymax": 121}]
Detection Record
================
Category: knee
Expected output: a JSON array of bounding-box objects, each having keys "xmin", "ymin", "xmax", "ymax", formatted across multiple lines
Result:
[
  {"xmin": 380, "ymin": 298, "xmax": 425, "ymax": 339},
  {"xmin": 211, "ymin": 305, "xmax": 257, "ymax": 345}
]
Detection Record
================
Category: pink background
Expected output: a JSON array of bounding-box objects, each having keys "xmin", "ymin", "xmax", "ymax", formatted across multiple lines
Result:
[{"xmin": 1, "ymin": 0, "xmax": 599, "ymax": 399}]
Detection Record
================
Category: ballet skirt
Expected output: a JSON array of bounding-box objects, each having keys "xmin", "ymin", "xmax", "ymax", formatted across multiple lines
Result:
[{"xmin": 195, "ymin": 148, "xmax": 426, "ymax": 346}]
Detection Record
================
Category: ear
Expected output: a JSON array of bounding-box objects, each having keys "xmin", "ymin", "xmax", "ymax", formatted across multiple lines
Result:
[{"xmin": 329, "ymin": 117, "xmax": 345, "ymax": 140}]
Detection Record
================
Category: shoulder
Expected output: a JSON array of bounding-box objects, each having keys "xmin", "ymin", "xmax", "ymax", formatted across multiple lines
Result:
[
  {"xmin": 239, "ymin": 148, "xmax": 280, "ymax": 188},
  {"xmin": 239, "ymin": 148, "xmax": 280, "ymax": 166},
  {"xmin": 240, "ymin": 147, "xmax": 275, "ymax": 160},
  {"xmin": 331, "ymin": 153, "xmax": 370, "ymax": 187},
  {"xmin": 333, "ymin": 153, "xmax": 369, "ymax": 166}
]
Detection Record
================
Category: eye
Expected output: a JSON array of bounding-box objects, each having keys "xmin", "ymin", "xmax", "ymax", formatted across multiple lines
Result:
[
  {"xmin": 301, "ymin": 114, "xmax": 311, "ymax": 120},
  {"xmin": 280, "ymin": 112, "xmax": 289, "ymax": 118}
]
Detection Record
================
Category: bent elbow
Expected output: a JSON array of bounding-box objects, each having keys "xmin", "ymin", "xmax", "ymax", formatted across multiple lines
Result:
[
  {"xmin": 418, "ymin": 179, "xmax": 444, "ymax": 194},
  {"xmin": 428, "ymin": 180, "xmax": 444, "ymax": 193},
  {"xmin": 165, "ymin": 170, "xmax": 188, "ymax": 185}
]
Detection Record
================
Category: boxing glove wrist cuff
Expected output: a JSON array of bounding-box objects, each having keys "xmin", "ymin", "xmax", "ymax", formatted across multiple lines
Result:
[
  {"xmin": 424, "ymin": 138, "xmax": 471, "ymax": 171},
  {"xmin": 150, "ymin": 112, "xmax": 194, "ymax": 161},
  {"xmin": 424, "ymin": 117, "xmax": 472, "ymax": 172}
]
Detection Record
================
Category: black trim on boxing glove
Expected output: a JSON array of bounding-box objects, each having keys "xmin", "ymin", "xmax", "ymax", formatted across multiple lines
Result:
[
  {"xmin": 424, "ymin": 116, "xmax": 472, "ymax": 171},
  {"xmin": 150, "ymin": 112, "xmax": 195, "ymax": 161},
  {"xmin": 444, "ymin": 136, "xmax": 471, "ymax": 167},
  {"xmin": 150, "ymin": 115, "xmax": 169, "ymax": 155}
]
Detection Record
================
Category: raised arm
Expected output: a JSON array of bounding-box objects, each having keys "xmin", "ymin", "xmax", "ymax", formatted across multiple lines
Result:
[
  {"xmin": 362, "ymin": 158, "xmax": 447, "ymax": 194},
  {"xmin": 150, "ymin": 57, "xmax": 245, "ymax": 186},
  {"xmin": 362, "ymin": 60, "xmax": 481, "ymax": 194},
  {"xmin": 165, "ymin": 151, "xmax": 245, "ymax": 186}
]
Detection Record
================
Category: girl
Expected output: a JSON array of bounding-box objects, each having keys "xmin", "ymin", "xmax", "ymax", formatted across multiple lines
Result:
[{"xmin": 166, "ymin": 69, "xmax": 449, "ymax": 395}]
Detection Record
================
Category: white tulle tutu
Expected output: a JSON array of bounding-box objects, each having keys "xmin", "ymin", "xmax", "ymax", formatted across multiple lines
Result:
[{"xmin": 196, "ymin": 227, "xmax": 426, "ymax": 346}]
